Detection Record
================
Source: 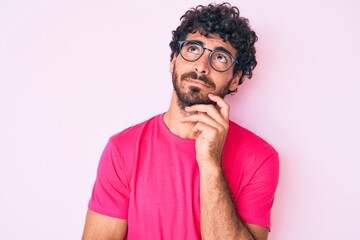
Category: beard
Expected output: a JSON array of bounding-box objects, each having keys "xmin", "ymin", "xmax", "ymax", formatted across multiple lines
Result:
[{"xmin": 172, "ymin": 65, "xmax": 232, "ymax": 110}]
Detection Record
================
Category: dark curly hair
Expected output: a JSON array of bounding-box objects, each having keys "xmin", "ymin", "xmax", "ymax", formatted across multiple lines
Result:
[{"xmin": 169, "ymin": 2, "xmax": 258, "ymax": 85}]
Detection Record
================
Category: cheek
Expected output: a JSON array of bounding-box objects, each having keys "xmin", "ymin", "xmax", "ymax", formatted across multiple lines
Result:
[
  {"xmin": 213, "ymin": 72, "xmax": 232, "ymax": 84},
  {"xmin": 213, "ymin": 75, "xmax": 234, "ymax": 92},
  {"xmin": 176, "ymin": 58, "xmax": 195, "ymax": 71}
]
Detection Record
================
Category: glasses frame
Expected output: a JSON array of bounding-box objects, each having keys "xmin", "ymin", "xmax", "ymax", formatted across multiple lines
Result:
[{"xmin": 178, "ymin": 40, "xmax": 238, "ymax": 72}]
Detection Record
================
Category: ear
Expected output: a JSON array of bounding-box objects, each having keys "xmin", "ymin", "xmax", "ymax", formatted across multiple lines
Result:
[
  {"xmin": 228, "ymin": 71, "xmax": 242, "ymax": 91},
  {"xmin": 170, "ymin": 56, "xmax": 176, "ymax": 73}
]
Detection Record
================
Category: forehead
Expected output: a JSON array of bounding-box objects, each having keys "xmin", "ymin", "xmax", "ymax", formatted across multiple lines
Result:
[{"xmin": 185, "ymin": 32, "xmax": 237, "ymax": 57}]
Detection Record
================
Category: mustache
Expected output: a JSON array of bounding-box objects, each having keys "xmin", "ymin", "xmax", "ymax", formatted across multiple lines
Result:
[{"xmin": 180, "ymin": 72, "xmax": 216, "ymax": 89}]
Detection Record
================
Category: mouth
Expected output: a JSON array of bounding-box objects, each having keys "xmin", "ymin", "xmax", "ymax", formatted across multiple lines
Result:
[{"xmin": 185, "ymin": 78, "xmax": 211, "ymax": 88}]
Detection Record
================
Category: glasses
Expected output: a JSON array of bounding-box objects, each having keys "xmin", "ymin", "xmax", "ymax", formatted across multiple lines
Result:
[{"xmin": 178, "ymin": 40, "xmax": 238, "ymax": 72}]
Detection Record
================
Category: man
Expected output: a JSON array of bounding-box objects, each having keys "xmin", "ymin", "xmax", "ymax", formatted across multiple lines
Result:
[{"xmin": 82, "ymin": 3, "xmax": 279, "ymax": 240}]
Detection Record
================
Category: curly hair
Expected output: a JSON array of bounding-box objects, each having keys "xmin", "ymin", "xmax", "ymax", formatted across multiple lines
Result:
[{"xmin": 169, "ymin": 2, "xmax": 258, "ymax": 85}]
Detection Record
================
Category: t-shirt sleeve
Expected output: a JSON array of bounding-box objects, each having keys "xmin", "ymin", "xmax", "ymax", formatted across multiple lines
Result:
[
  {"xmin": 88, "ymin": 138, "xmax": 130, "ymax": 219},
  {"xmin": 236, "ymin": 152, "xmax": 280, "ymax": 231}
]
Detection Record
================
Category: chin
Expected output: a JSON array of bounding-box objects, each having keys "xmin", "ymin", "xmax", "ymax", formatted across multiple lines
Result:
[{"xmin": 177, "ymin": 91, "xmax": 215, "ymax": 109}]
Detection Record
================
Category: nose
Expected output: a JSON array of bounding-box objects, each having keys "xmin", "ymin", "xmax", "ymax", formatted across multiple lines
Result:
[{"xmin": 194, "ymin": 50, "xmax": 211, "ymax": 74}]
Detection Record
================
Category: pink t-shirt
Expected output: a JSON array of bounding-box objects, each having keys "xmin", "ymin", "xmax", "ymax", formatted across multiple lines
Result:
[{"xmin": 88, "ymin": 114, "xmax": 279, "ymax": 239}]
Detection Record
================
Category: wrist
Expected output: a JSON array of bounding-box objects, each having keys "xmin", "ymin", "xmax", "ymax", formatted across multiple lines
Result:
[{"xmin": 198, "ymin": 160, "xmax": 223, "ymax": 177}]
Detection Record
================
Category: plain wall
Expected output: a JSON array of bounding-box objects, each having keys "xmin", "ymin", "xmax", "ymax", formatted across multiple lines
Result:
[{"xmin": 1, "ymin": 0, "xmax": 359, "ymax": 239}]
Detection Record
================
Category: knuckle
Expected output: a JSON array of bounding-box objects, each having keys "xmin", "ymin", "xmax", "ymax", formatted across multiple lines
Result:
[{"xmin": 220, "ymin": 124, "xmax": 228, "ymax": 133}]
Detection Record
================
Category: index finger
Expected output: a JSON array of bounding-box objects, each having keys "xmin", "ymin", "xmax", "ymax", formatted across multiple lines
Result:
[{"xmin": 208, "ymin": 94, "xmax": 230, "ymax": 121}]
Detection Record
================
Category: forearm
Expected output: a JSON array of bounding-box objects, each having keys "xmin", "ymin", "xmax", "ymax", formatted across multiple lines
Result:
[{"xmin": 199, "ymin": 164, "xmax": 254, "ymax": 240}]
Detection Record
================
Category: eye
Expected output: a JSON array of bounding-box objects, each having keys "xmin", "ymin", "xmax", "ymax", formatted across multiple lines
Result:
[
  {"xmin": 185, "ymin": 43, "xmax": 201, "ymax": 54},
  {"xmin": 213, "ymin": 52, "xmax": 229, "ymax": 64},
  {"xmin": 188, "ymin": 46, "xmax": 197, "ymax": 53}
]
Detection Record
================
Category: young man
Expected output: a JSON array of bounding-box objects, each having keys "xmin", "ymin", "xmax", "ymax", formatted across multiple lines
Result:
[{"xmin": 82, "ymin": 3, "xmax": 279, "ymax": 240}]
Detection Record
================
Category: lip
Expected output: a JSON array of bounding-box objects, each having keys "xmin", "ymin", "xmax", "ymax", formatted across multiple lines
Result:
[{"xmin": 185, "ymin": 78, "xmax": 211, "ymax": 88}]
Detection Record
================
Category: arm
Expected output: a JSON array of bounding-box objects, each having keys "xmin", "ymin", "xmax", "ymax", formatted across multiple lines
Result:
[
  {"xmin": 199, "ymin": 165, "xmax": 268, "ymax": 240},
  {"xmin": 82, "ymin": 209, "xmax": 128, "ymax": 240},
  {"xmin": 181, "ymin": 94, "xmax": 268, "ymax": 240}
]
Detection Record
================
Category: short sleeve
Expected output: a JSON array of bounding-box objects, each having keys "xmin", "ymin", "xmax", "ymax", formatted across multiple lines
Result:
[
  {"xmin": 236, "ymin": 152, "xmax": 280, "ymax": 231},
  {"xmin": 88, "ymin": 138, "xmax": 130, "ymax": 219}
]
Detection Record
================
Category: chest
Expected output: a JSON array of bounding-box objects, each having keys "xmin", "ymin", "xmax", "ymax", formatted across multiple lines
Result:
[{"xmin": 126, "ymin": 141, "xmax": 202, "ymax": 238}]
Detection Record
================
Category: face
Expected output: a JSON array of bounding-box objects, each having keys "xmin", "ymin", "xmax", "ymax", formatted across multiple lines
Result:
[{"xmin": 170, "ymin": 32, "xmax": 241, "ymax": 110}]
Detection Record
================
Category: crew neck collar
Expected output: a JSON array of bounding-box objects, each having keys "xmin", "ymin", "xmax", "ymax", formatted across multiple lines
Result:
[{"xmin": 158, "ymin": 113, "xmax": 195, "ymax": 144}]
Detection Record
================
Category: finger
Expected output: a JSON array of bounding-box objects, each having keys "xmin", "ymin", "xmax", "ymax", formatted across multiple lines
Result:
[
  {"xmin": 208, "ymin": 94, "xmax": 230, "ymax": 121},
  {"xmin": 185, "ymin": 105, "xmax": 227, "ymax": 127},
  {"xmin": 189, "ymin": 121, "xmax": 218, "ymax": 140},
  {"xmin": 180, "ymin": 112, "xmax": 223, "ymax": 130}
]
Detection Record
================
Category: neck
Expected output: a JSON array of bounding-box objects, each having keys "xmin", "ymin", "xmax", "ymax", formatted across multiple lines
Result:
[{"xmin": 163, "ymin": 91, "xmax": 197, "ymax": 139}]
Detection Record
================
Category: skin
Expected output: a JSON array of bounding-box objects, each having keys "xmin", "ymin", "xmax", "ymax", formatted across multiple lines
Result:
[
  {"xmin": 82, "ymin": 210, "xmax": 127, "ymax": 240},
  {"xmin": 82, "ymin": 32, "xmax": 269, "ymax": 240}
]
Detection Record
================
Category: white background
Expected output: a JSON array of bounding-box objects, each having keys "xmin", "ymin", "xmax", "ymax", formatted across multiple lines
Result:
[{"xmin": 1, "ymin": 0, "xmax": 359, "ymax": 239}]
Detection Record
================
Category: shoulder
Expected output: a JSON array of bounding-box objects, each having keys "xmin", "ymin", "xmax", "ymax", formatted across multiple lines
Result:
[
  {"xmin": 224, "ymin": 121, "xmax": 279, "ymax": 173},
  {"xmin": 99, "ymin": 114, "xmax": 162, "ymax": 180},
  {"xmin": 227, "ymin": 120, "xmax": 277, "ymax": 155},
  {"xmin": 109, "ymin": 114, "xmax": 161, "ymax": 145}
]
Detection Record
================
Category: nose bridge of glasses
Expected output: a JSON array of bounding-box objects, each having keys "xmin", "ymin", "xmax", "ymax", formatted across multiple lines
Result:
[
  {"xmin": 197, "ymin": 46, "xmax": 213, "ymax": 64},
  {"xmin": 203, "ymin": 47, "xmax": 213, "ymax": 57},
  {"xmin": 188, "ymin": 46, "xmax": 209, "ymax": 73},
  {"xmin": 198, "ymin": 46, "xmax": 213, "ymax": 66}
]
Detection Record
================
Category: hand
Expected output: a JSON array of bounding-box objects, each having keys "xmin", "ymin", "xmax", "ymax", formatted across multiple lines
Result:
[{"xmin": 180, "ymin": 94, "xmax": 230, "ymax": 169}]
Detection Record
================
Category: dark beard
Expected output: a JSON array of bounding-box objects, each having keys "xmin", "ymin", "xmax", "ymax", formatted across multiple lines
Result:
[{"xmin": 172, "ymin": 66, "xmax": 231, "ymax": 110}]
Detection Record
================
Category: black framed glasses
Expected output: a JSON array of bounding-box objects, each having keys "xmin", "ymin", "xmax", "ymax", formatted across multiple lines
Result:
[{"xmin": 178, "ymin": 40, "xmax": 238, "ymax": 72}]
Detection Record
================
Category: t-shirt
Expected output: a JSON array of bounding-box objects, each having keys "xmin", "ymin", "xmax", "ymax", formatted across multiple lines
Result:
[{"xmin": 88, "ymin": 113, "xmax": 279, "ymax": 239}]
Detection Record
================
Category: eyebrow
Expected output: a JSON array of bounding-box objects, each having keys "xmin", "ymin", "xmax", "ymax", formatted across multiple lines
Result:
[{"xmin": 189, "ymin": 40, "xmax": 234, "ymax": 57}]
